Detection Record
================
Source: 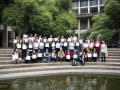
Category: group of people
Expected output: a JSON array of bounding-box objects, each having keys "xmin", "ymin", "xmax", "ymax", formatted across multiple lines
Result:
[{"xmin": 12, "ymin": 34, "xmax": 107, "ymax": 66}]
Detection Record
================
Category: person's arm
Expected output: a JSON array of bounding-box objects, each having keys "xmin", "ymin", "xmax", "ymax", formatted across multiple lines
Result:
[{"xmin": 19, "ymin": 52, "xmax": 21, "ymax": 58}]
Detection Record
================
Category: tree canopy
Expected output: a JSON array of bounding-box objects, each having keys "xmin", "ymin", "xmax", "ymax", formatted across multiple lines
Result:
[
  {"xmin": 1, "ymin": 0, "xmax": 77, "ymax": 37},
  {"xmin": 89, "ymin": 0, "xmax": 120, "ymax": 42}
]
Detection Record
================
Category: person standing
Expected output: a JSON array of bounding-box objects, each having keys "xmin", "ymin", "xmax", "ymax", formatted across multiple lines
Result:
[
  {"xmin": 94, "ymin": 39, "xmax": 101, "ymax": 60},
  {"xmin": 9, "ymin": 38, "xmax": 13, "ymax": 49},
  {"xmin": 22, "ymin": 40, "xmax": 27, "ymax": 59},
  {"xmin": 101, "ymin": 41, "xmax": 107, "ymax": 62},
  {"xmin": 97, "ymin": 34, "xmax": 101, "ymax": 42}
]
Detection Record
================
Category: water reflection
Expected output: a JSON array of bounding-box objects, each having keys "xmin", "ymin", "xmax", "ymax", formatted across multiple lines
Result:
[{"xmin": 1, "ymin": 75, "xmax": 120, "ymax": 90}]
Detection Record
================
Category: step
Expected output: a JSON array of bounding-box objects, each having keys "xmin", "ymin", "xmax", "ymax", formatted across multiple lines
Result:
[
  {"xmin": 0, "ymin": 54, "xmax": 12, "ymax": 57},
  {"xmin": 0, "ymin": 57, "xmax": 12, "ymax": 60},
  {"xmin": 0, "ymin": 65, "xmax": 120, "ymax": 74},
  {"xmin": 0, "ymin": 51, "xmax": 14, "ymax": 54},
  {"xmin": 0, "ymin": 69, "xmax": 120, "ymax": 80},
  {"xmin": 0, "ymin": 62, "xmax": 120, "ymax": 69}
]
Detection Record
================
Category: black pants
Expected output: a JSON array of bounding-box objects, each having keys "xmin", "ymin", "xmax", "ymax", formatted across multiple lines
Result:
[
  {"xmin": 92, "ymin": 57, "xmax": 97, "ymax": 62},
  {"xmin": 96, "ymin": 49, "xmax": 100, "ymax": 58},
  {"xmin": 34, "ymin": 49, "xmax": 38, "ymax": 53},
  {"xmin": 52, "ymin": 58, "xmax": 57, "ymax": 62},
  {"xmin": 80, "ymin": 60, "xmax": 84, "ymax": 66},
  {"xmin": 56, "ymin": 48, "xmax": 60, "ymax": 54},
  {"xmin": 31, "ymin": 59, "xmax": 37, "ymax": 63},
  {"xmin": 63, "ymin": 47, "xmax": 67, "ymax": 53},
  {"xmin": 22, "ymin": 50, "xmax": 26, "ymax": 59},
  {"xmin": 37, "ymin": 57, "xmax": 42, "ymax": 62},
  {"xmin": 25, "ymin": 60, "xmax": 30, "ymax": 63},
  {"xmin": 58, "ymin": 57, "xmax": 65, "ymax": 61},
  {"xmin": 83, "ymin": 48, "xmax": 87, "ymax": 54},
  {"xmin": 102, "ymin": 57, "xmax": 105, "ymax": 62}
]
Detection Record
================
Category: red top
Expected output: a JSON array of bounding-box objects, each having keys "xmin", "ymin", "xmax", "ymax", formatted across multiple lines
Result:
[
  {"xmin": 94, "ymin": 41, "xmax": 101, "ymax": 50},
  {"xmin": 65, "ymin": 52, "xmax": 72, "ymax": 57}
]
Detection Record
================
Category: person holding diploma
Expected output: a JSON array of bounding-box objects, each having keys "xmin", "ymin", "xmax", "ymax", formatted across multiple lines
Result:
[
  {"xmin": 44, "ymin": 49, "xmax": 51, "ymax": 63},
  {"xmin": 22, "ymin": 40, "xmax": 27, "ymax": 59},
  {"xmin": 58, "ymin": 49, "xmax": 65, "ymax": 62},
  {"xmin": 39, "ymin": 39, "xmax": 44, "ymax": 54},
  {"xmin": 33, "ymin": 39, "xmax": 38, "ymax": 53},
  {"xmin": 76, "ymin": 40, "xmax": 80, "ymax": 56},
  {"xmin": 44, "ymin": 39, "xmax": 50, "ymax": 52},
  {"xmin": 65, "ymin": 49, "xmax": 72, "ymax": 62},
  {"xmin": 12, "ymin": 49, "xmax": 21, "ymax": 64},
  {"xmin": 31, "ymin": 50, "xmax": 37, "ymax": 63},
  {"xmin": 56, "ymin": 40, "xmax": 60, "ymax": 54},
  {"xmin": 51, "ymin": 39, "xmax": 56, "ymax": 51},
  {"xmin": 51, "ymin": 50, "xmax": 57, "ymax": 63},
  {"xmin": 92, "ymin": 49, "xmax": 98, "ymax": 62},
  {"xmin": 89, "ymin": 39, "xmax": 94, "ymax": 52},
  {"xmin": 63, "ymin": 39, "xmax": 68, "ymax": 53},
  {"xmin": 79, "ymin": 52, "xmax": 86, "ymax": 66},
  {"xmin": 101, "ymin": 41, "xmax": 107, "ymax": 62},
  {"xmin": 69, "ymin": 40, "xmax": 75, "ymax": 56},
  {"xmin": 73, "ymin": 49, "xmax": 78, "ymax": 60},
  {"xmin": 94, "ymin": 39, "xmax": 101, "ymax": 60},
  {"xmin": 28, "ymin": 40, "xmax": 33, "ymax": 56},
  {"xmin": 82, "ymin": 40, "xmax": 88, "ymax": 54},
  {"xmin": 16, "ymin": 39, "xmax": 21, "ymax": 53},
  {"xmin": 86, "ymin": 49, "xmax": 93, "ymax": 62},
  {"xmin": 24, "ymin": 51, "xmax": 31, "ymax": 63},
  {"xmin": 37, "ymin": 49, "xmax": 42, "ymax": 63}
]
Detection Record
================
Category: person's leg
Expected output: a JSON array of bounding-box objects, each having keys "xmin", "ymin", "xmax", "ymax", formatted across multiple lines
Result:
[
  {"xmin": 77, "ymin": 49, "xmax": 80, "ymax": 56},
  {"xmin": 48, "ymin": 57, "xmax": 50, "ymax": 62},
  {"xmin": 101, "ymin": 52, "xmax": 103, "ymax": 62},
  {"xmin": 22, "ymin": 50, "xmax": 24, "ymax": 59},
  {"xmin": 103, "ymin": 53, "xmax": 105, "ymax": 62},
  {"xmin": 44, "ymin": 58, "xmax": 47, "ymax": 62}
]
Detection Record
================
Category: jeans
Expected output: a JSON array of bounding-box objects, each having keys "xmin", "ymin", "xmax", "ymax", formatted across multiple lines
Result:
[
  {"xmin": 44, "ymin": 57, "xmax": 50, "ymax": 63},
  {"xmin": 77, "ymin": 49, "xmax": 80, "ymax": 56},
  {"xmin": 70, "ymin": 49, "xmax": 74, "ymax": 56},
  {"xmin": 40, "ymin": 49, "xmax": 44, "ymax": 54},
  {"xmin": 101, "ymin": 52, "xmax": 105, "ymax": 62},
  {"xmin": 10, "ymin": 43, "xmax": 12, "ymax": 48},
  {"xmin": 24, "ymin": 58, "xmax": 30, "ymax": 63}
]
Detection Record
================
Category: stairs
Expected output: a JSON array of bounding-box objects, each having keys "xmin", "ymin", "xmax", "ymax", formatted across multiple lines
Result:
[{"xmin": 0, "ymin": 48, "xmax": 120, "ymax": 80}]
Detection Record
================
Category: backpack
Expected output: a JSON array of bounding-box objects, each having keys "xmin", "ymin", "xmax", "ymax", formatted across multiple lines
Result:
[{"xmin": 72, "ymin": 60, "xmax": 77, "ymax": 66}]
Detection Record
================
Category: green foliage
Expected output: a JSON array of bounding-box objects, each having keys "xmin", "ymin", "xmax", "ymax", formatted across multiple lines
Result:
[
  {"xmin": 1, "ymin": 0, "xmax": 77, "ymax": 37},
  {"xmin": 81, "ymin": 29, "xmax": 93, "ymax": 40}
]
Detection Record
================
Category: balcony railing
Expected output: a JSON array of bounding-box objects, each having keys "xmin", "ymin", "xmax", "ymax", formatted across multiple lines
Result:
[{"xmin": 75, "ymin": 12, "xmax": 103, "ymax": 17}]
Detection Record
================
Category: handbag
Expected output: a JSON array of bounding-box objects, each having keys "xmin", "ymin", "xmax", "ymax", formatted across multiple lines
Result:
[{"xmin": 105, "ymin": 52, "xmax": 108, "ymax": 57}]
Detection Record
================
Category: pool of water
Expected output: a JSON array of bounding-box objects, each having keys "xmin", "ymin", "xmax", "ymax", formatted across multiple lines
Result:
[{"xmin": 1, "ymin": 74, "xmax": 120, "ymax": 90}]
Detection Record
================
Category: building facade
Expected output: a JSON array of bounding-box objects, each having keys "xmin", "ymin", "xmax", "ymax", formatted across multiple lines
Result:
[{"xmin": 72, "ymin": 0, "xmax": 105, "ymax": 37}]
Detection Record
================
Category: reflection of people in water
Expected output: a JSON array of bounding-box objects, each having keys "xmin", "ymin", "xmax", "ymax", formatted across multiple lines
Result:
[{"xmin": 65, "ymin": 77, "xmax": 71, "ymax": 85}]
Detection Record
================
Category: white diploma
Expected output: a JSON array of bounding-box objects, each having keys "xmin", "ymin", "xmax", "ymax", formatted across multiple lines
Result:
[
  {"xmin": 102, "ymin": 44, "xmax": 106, "ymax": 48},
  {"xmin": 89, "ymin": 43, "xmax": 93, "ymax": 48},
  {"xmin": 17, "ymin": 44, "xmax": 21, "ymax": 48},
  {"xmin": 56, "ymin": 43, "xmax": 60, "ymax": 48},
  {"xmin": 43, "ymin": 39, "xmax": 46, "ymax": 42},
  {"xmin": 61, "ymin": 39, "xmax": 64, "ymax": 42},
  {"xmin": 71, "ymin": 43, "xmax": 74, "ymax": 47},
  {"xmin": 26, "ymin": 56, "xmax": 30, "ymax": 60},
  {"xmin": 88, "ymin": 54, "xmax": 92, "ymax": 58},
  {"xmin": 23, "ymin": 44, "xmax": 27, "ymax": 49},
  {"xmin": 66, "ymin": 55, "xmax": 70, "ymax": 59},
  {"xmin": 64, "ymin": 43, "xmax": 67, "ymax": 46},
  {"xmin": 74, "ymin": 37, "xmax": 77, "ymax": 40},
  {"xmin": 93, "ymin": 53, "xmax": 97, "ymax": 57},
  {"xmin": 45, "ymin": 43, "xmax": 49, "ymax": 47},
  {"xmin": 96, "ymin": 43, "xmax": 100, "ymax": 47},
  {"xmin": 54, "ymin": 38, "xmax": 58, "ymax": 41},
  {"xmin": 35, "ymin": 43, "xmax": 38, "ymax": 47},
  {"xmin": 52, "ymin": 53, "xmax": 55, "ymax": 58},
  {"xmin": 14, "ymin": 39, "xmax": 17, "ymax": 43},
  {"xmin": 24, "ymin": 39, "xmax": 28, "ymax": 43},
  {"xmin": 80, "ymin": 52, "xmax": 82, "ymax": 55},
  {"xmin": 73, "ymin": 55, "xmax": 77, "ymax": 59},
  {"xmin": 38, "ymin": 53, "xmax": 42, "ymax": 57},
  {"xmin": 40, "ymin": 43, "xmax": 44, "ymax": 47},
  {"xmin": 29, "ymin": 45, "xmax": 32, "ymax": 48},
  {"xmin": 13, "ymin": 54, "xmax": 18, "ymax": 59},
  {"xmin": 68, "ymin": 38, "xmax": 71, "ymax": 42},
  {"xmin": 52, "ymin": 43, "xmax": 55, "ymax": 47},
  {"xmin": 23, "ymin": 34, "xmax": 27, "ymax": 38},
  {"xmin": 76, "ymin": 43, "xmax": 79, "ymax": 46},
  {"xmin": 32, "ymin": 55, "xmax": 36, "ymax": 59},
  {"xmin": 85, "ymin": 44, "xmax": 88, "ymax": 47},
  {"xmin": 79, "ymin": 40, "xmax": 83, "ymax": 43},
  {"xmin": 48, "ymin": 38, "xmax": 52, "ymax": 42}
]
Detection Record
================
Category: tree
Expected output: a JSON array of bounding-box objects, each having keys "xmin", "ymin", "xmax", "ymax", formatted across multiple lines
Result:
[
  {"xmin": 2, "ymin": 0, "xmax": 77, "ymax": 37},
  {"xmin": 81, "ymin": 29, "xmax": 93, "ymax": 39}
]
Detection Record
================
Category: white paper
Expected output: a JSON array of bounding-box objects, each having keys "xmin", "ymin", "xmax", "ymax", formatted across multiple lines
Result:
[
  {"xmin": 93, "ymin": 53, "xmax": 97, "ymax": 57},
  {"xmin": 29, "ymin": 45, "xmax": 32, "ymax": 48},
  {"xmin": 88, "ymin": 54, "xmax": 92, "ymax": 58},
  {"xmin": 102, "ymin": 44, "xmax": 106, "ymax": 48},
  {"xmin": 23, "ymin": 34, "xmax": 27, "ymax": 38},
  {"xmin": 76, "ymin": 43, "xmax": 79, "ymax": 46},
  {"xmin": 89, "ymin": 44, "xmax": 93, "ymax": 47},
  {"xmin": 64, "ymin": 43, "xmax": 67, "ymax": 46},
  {"xmin": 74, "ymin": 37, "xmax": 77, "ymax": 40},
  {"xmin": 23, "ymin": 44, "xmax": 27, "ymax": 49},
  {"xmin": 80, "ymin": 52, "xmax": 82, "ymax": 55},
  {"xmin": 14, "ymin": 39, "xmax": 17, "ymax": 43},
  {"xmin": 56, "ymin": 43, "xmax": 60, "ymax": 48},
  {"xmin": 71, "ymin": 43, "xmax": 74, "ymax": 47},
  {"xmin": 79, "ymin": 40, "xmax": 83, "ymax": 43},
  {"xmin": 43, "ymin": 39, "xmax": 46, "ymax": 42},
  {"xmin": 54, "ymin": 38, "xmax": 58, "ymax": 41},
  {"xmin": 32, "ymin": 55, "xmax": 36, "ymax": 59},
  {"xmin": 66, "ymin": 55, "xmax": 70, "ymax": 59},
  {"xmin": 52, "ymin": 53, "xmax": 55, "ymax": 58},
  {"xmin": 37, "ymin": 40, "xmax": 40, "ymax": 43},
  {"xmin": 52, "ymin": 43, "xmax": 55, "ymax": 47},
  {"xmin": 73, "ymin": 55, "xmax": 77, "ymax": 59},
  {"xmin": 40, "ymin": 43, "xmax": 44, "ymax": 46},
  {"xmin": 96, "ymin": 43, "xmax": 100, "ymax": 47},
  {"xmin": 38, "ymin": 53, "xmax": 42, "ymax": 57},
  {"xmin": 26, "ymin": 56, "xmax": 30, "ymax": 60},
  {"xmin": 24, "ymin": 39, "xmax": 28, "ymax": 43},
  {"xmin": 17, "ymin": 44, "xmax": 21, "ymax": 48},
  {"xmin": 61, "ymin": 39, "xmax": 64, "ymax": 42},
  {"xmin": 48, "ymin": 38, "xmax": 52, "ymax": 42},
  {"xmin": 35, "ymin": 43, "xmax": 38, "ymax": 47},
  {"xmin": 85, "ymin": 44, "xmax": 88, "ymax": 47},
  {"xmin": 88, "ymin": 40, "xmax": 90, "ymax": 44},
  {"xmin": 13, "ymin": 54, "xmax": 18, "ymax": 59},
  {"xmin": 45, "ymin": 43, "xmax": 49, "ymax": 47},
  {"xmin": 68, "ymin": 38, "xmax": 71, "ymax": 42}
]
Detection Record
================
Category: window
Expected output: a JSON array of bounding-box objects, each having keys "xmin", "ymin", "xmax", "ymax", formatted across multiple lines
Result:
[
  {"xmin": 81, "ymin": 0, "xmax": 88, "ymax": 7},
  {"xmin": 100, "ymin": 0, "xmax": 105, "ymax": 5},
  {"xmin": 90, "ymin": 0, "xmax": 98, "ymax": 6}
]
